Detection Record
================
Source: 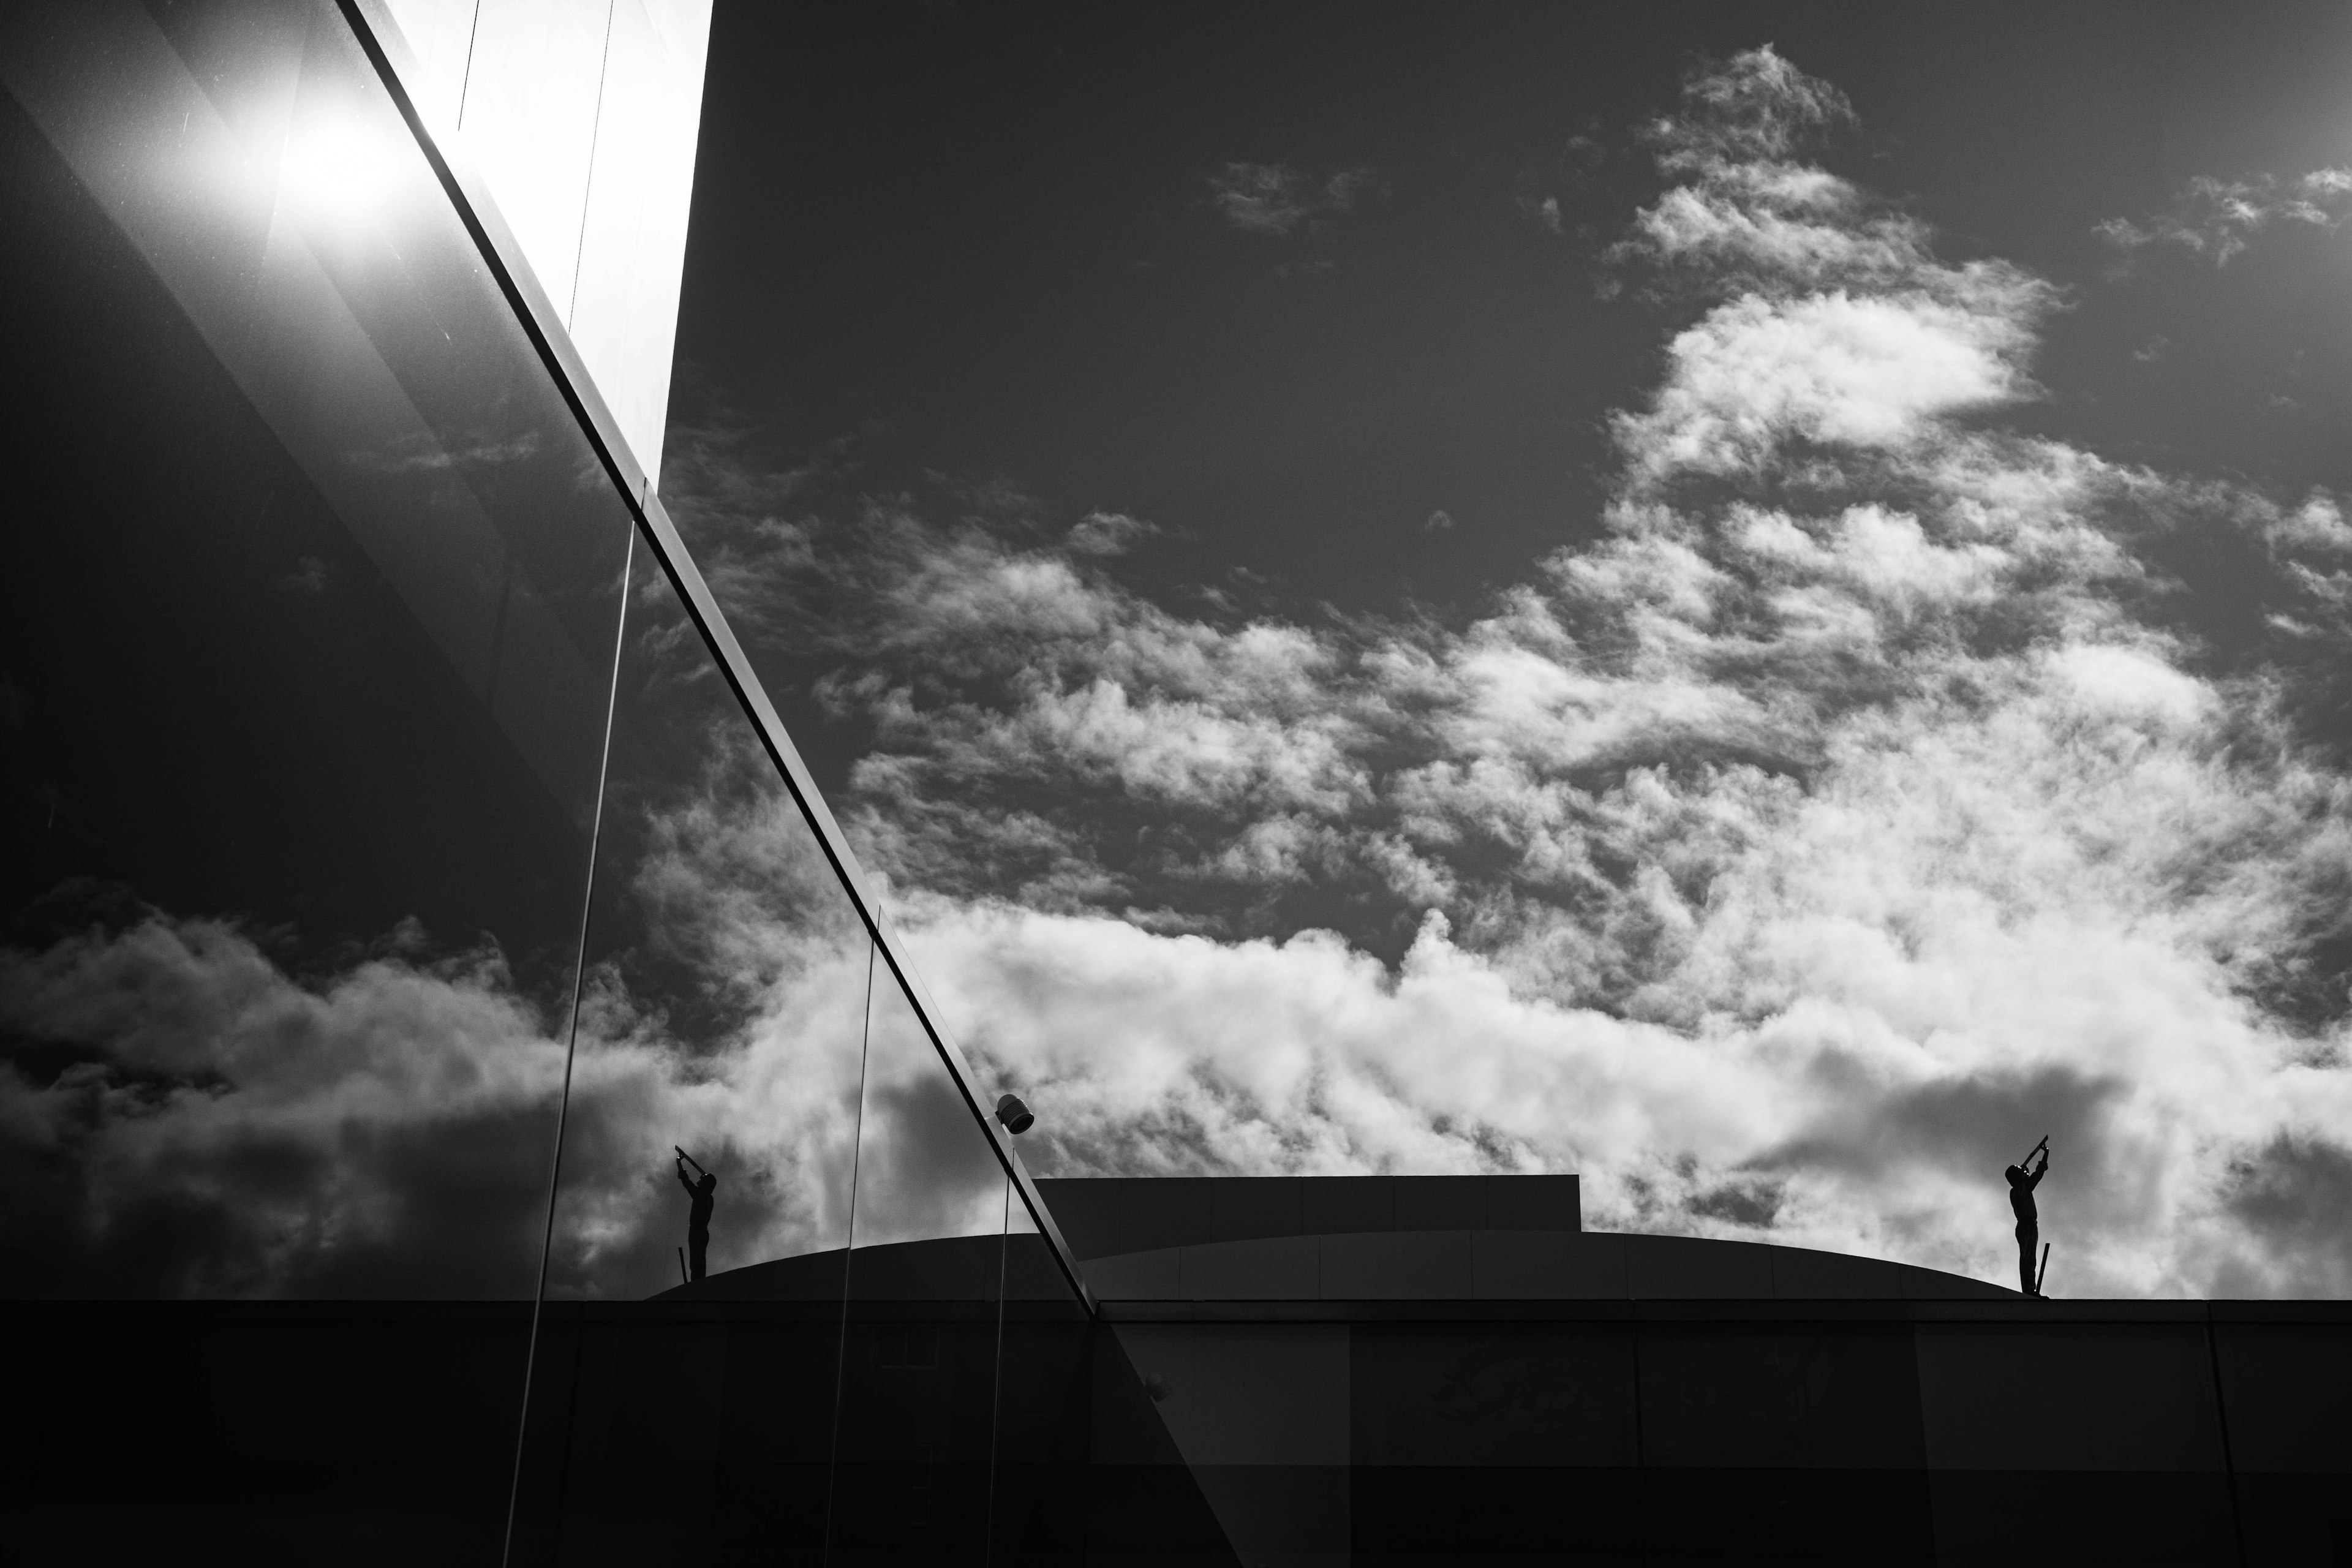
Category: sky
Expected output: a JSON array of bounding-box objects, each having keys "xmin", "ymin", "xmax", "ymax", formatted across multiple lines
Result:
[
  {"xmin": 12, "ymin": 3, "xmax": 2352, "ymax": 1303},
  {"xmin": 653, "ymin": 2, "xmax": 2352, "ymax": 1297}
]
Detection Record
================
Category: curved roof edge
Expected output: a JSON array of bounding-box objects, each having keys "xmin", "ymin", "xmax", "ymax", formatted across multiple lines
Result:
[
  {"xmin": 655, "ymin": 1227, "xmax": 2014, "ymax": 1303},
  {"xmin": 1082, "ymin": 1228, "xmax": 2014, "ymax": 1302}
]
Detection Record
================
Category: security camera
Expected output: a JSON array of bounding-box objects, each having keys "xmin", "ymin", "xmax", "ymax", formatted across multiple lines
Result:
[{"xmin": 994, "ymin": 1092, "xmax": 1035, "ymax": 1134}]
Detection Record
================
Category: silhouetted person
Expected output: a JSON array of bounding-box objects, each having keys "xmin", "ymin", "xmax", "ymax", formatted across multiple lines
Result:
[
  {"xmin": 2006, "ymin": 1140, "xmax": 2049, "ymax": 1296},
  {"xmin": 676, "ymin": 1152, "xmax": 716, "ymax": 1281}
]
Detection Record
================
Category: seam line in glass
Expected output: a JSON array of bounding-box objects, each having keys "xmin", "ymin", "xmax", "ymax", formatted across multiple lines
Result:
[
  {"xmin": 332, "ymin": 0, "xmax": 1095, "ymax": 1313},
  {"xmin": 497, "ymin": 524, "xmax": 633, "ymax": 1568}
]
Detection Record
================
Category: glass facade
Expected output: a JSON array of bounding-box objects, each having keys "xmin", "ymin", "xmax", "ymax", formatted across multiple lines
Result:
[
  {"xmin": 2, "ymin": 0, "xmax": 635, "ymax": 1300},
  {"xmin": 0, "ymin": 1, "xmax": 1091, "ymax": 1559}
]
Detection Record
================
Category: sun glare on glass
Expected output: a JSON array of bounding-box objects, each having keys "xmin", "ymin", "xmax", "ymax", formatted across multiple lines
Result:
[{"xmin": 281, "ymin": 100, "xmax": 410, "ymax": 232}]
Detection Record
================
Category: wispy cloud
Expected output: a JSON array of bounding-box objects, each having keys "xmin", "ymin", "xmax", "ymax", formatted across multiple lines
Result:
[
  {"xmin": 2099, "ymin": 168, "xmax": 2352, "ymax": 266},
  {"xmin": 1209, "ymin": 160, "xmax": 1382, "ymax": 238}
]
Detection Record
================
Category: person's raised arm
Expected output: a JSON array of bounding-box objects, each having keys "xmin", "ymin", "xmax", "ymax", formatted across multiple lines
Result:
[
  {"xmin": 2027, "ymin": 1154, "xmax": 2048, "ymax": 1189},
  {"xmin": 676, "ymin": 1161, "xmax": 695, "ymax": 1194}
]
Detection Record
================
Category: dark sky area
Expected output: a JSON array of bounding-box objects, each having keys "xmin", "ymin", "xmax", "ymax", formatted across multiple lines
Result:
[
  {"xmin": 673, "ymin": 1, "xmax": 2352, "ymax": 633},
  {"xmin": 628, "ymin": 2, "xmax": 2352, "ymax": 1294}
]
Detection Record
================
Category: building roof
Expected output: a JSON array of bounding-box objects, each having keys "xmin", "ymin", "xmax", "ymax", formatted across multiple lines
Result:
[{"xmin": 663, "ymin": 1175, "xmax": 2015, "ymax": 1302}]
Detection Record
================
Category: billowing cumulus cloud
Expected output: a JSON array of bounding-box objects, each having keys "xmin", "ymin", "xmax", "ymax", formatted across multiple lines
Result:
[
  {"xmin": 11, "ymin": 48, "xmax": 2352, "ymax": 1302},
  {"xmin": 651, "ymin": 44, "xmax": 2352, "ymax": 1298},
  {"xmin": 0, "ymin": 916, "xmax": 566, "ymax": 1296}
]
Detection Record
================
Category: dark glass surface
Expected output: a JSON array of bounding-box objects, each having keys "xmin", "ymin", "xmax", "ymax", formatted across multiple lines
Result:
[
  {"xmin": 1926, "ymin": 1471, "xmax": 2239, "ymax": 1566},
  {"xmin": 0, "ymin": 0, "xmax": 630, "ymax": 1297},
  {"xmin": 1638, "ymin": 1322, "xmax": 1927, "ymax": 1470},
  {"xmin": 829, "ymin": 967, "xmax": 1011, "ymax": 1562},
  {"xmin": 2214, "ymin": 1320, "xmax": 2352, "ymax": 1474},
  {"xmin": 1352, "ymin": 1324, "xmax": 1638, "ymax": 1468},
  {"xmin": 1109, "ymin": 1322, "xmax": 1351, "ymax": 1564},
  {"xmin": 1348, "ymin": 1324, "xmax": 1640, "ymax": 1566},
  {"xmin": 989, "ymin": 1198, "xmax": 1094, "ymax": 1564},
  {"xmin": 1915, "ymin": 1322, "xmax": 2228, "ymax": 1472}
]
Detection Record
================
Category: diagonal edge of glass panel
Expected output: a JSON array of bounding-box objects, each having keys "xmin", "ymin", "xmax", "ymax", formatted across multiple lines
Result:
[
  {"xmin": 508, "ymin": 549, "xmax": 865, "ymax": 1565},
  {"xmin": 551, "ymin": 549, "xmax": 870, "ymax": 1303},
  {"xmin": 337, "ymin": 0, "xmax": 1095, "ymax": 1314},
  {"xmin": 0, "ymin": 0, "xmax": 634, "ymax": 1300}
]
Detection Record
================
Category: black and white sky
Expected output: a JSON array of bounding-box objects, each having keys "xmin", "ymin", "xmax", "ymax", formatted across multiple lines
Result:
[
  {"xmin": 18, "ymin": 2, "xmax": 2352, "ymax": 1302},
  {"xmin": 649, "ymin": 2, "xmax": 2352, "ymax": 1297}
]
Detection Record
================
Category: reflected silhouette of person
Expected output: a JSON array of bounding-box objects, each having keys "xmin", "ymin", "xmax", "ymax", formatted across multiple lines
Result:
[
  {"xmin": 2005, "ymin": 1145, "xmax": 2049, "ymax": 1296},
  {"xmin": 676, "ymin": 1155, "xmax": 716, "ymax": 1281}
]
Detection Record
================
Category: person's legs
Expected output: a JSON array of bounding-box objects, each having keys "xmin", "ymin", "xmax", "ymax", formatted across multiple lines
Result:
[
  {"xmin": 688, "ymin": 1227, "xmax": 709, "ymax": 1281},
  {"xmin": 2016, "ymin": 1221, "xmax": 2038, "ymax": 1295}
]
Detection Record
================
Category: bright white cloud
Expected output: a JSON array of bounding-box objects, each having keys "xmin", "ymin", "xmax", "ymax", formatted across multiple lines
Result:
[
  {"xmin": 14, "ymin": 47, "xmax": 2352, "ymax": 1303},
  {"xmin": 1614, "ymin": 289, "xmax": 2046, "ymax": 480}
]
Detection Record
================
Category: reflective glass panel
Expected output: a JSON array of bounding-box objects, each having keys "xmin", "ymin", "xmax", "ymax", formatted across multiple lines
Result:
[
  {"xmin": 989, "ymin": 1186, "xmax": 1094, "ymax": 1563},
  {"xmin": 0, "ymin": 0, "xmax": 631, "ymax": 1298},
  {"xmin": 829, "ymin": 965, "xmax": 1011, "ymax": 1562},
  {"xmin": 548, "ymin": 551, "xmax": 871, "ymax": 1301},
  {"xmin": 512, "ymin": 549, "xmax": 873, "ymax": 1561}
]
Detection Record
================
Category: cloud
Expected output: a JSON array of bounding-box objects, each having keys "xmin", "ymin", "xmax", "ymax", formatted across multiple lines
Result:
[
  {"xmin": 1209, "ymin": 161, "xmax": 1382, "ymax": 238},
  {"xmin": 1612, "ymin": 288, "xmax": 2047, "ymax": 480},
  {"xmin": 1517, "ymin": 195, "xmax": 1563, "ymax": 235},
  {"xmin": 15, "ymin": 47, "xmax": 2352, "ymax": 1303},
  {"xmin": 1067, "ymin": 510, "xmax": 1159, "ymax": 557},
  {"xmin": 645, "ymin": 45, "xmax": 2352, "ymax": 1297},
  {"xmin": 0, "ymin": 914, "xmax": 568, "ymax": 1296},
  {"xmin": 2098, "ymin": 168, "xmax": 2352, "ymax": 266},
  {"xmin": 0, "ymin": 736, "xmax": 957, "ymax": 1300}
]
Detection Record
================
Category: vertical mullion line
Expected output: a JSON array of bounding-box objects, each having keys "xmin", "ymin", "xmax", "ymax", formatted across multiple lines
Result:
[
  {"xmin": 499, "ymin": 521, "xmax": 636, "ymax": 1568},
  {"xmin": 822, "ymin": 943, "xmax": 878, "ymax": 1566},
  {"xmin": 568, "ymin": 0, "xmax": 619, "ymax": 328},
  {"xmin": 2204, "ymin": 1306, "xmax": 2248, "ymax": 1567},
  {"xmin": 455, "ymin": 0, "xmax": 483, "ymax": 130},
  {"xmin": 982, "ymin": 1178, "xmax": 1012, "ymax": 1566}
]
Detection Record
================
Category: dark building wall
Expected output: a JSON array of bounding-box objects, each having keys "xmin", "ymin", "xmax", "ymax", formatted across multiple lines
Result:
[
  {"xmin": 9, "ymin": 1294, "xmax": 2350, "ymax": 1566},
  {"xmin": 1107, "ymin": 1298, "xmax": 2352, "ymax": 1566},
  {"xmin": 1036, "ymin": 1174, "xmax": 1583, "ymax": 1259}
]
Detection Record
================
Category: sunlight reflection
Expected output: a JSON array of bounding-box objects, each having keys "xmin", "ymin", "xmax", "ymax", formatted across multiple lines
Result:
[{"xmin": 279, "ymin": 98, "xmax": 411, "ymax": 234}]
